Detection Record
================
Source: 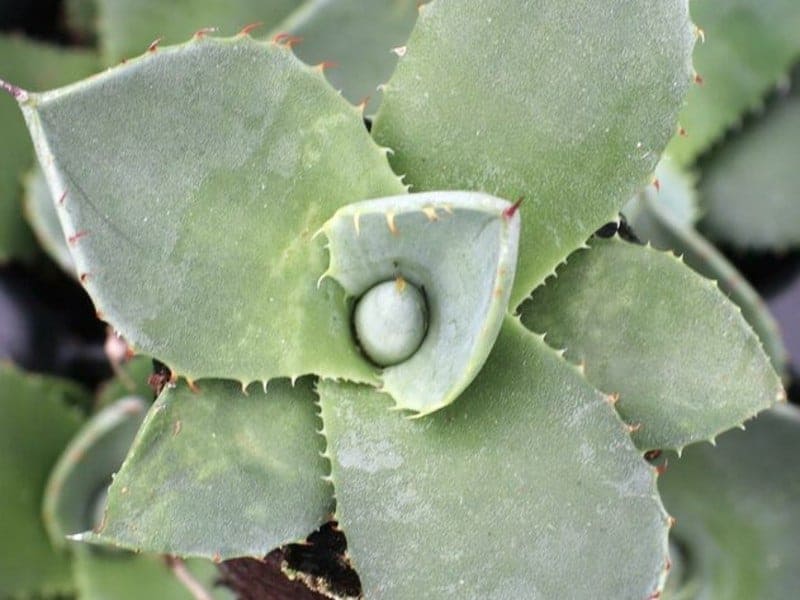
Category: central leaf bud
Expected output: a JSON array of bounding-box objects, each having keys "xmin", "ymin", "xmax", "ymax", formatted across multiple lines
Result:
[{"xmin": 354, "ymin": 277, "xmax": 427, "ymax": 367}]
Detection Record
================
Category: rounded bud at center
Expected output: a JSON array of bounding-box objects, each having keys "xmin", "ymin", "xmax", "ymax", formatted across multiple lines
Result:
[{"xmin": 354, "ymin": 277, "xmax": 427, "ymax": 367}]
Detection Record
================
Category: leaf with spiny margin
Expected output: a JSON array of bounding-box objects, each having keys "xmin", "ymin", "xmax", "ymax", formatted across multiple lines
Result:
[
  {"xmin": 43, "ymin": 397, "xmax": 148, "ymax": 548},
  {"xmin": 17, "ymin": 35, "xmax": 405, "ymax": 385},
  {"xmin": 78, "ymin": 378, "xmax": 331, "ymax": 560},
  {"xmin": 320, "ymin": 191, "xmax": 519, "ymax": 414},
  {"xmin": 518, "ymin": 236, "xmax": 784, "ymax": 452},
  {"xmin": 624, "ymin": 161, "xmax": 788, "ymax": 377},
  {"xmin": 319, "ymin": 317, "xmax": 670, "ymax": 599},
  {"xmin": 666, "ymin": 0, "xmax": 800, "ymax": 166},
  {"xmin": 372, "ymin": 0, "xmax": 695, "ymax": 308},
  {"xmin": 0, "ymin": 35, "xmax": 98, "ymax": 263},
  {"xmin": 659, "ymin": 405, "xmax": 800, "ymax": 599},
  {"xmin": 73, "ymin": 547, "xmax": 233, "ymax": 600},
  {"xmin": 275, "ymin": 0, "xmax": 421, "ymax": 114},
  {"xmin": 23, "ymin": 165, "xmax": 75, "ymax": 275},
  {"xmin": 97, "ymin": 0, "xmax": 301, "ymax": 64},
  {"xmin": 698, "ymin": 94, "xmax": 800, "ymax": 251},
  {"xmin": 0, "ymin": 364, "xmax": 87, "ymax": 598}
]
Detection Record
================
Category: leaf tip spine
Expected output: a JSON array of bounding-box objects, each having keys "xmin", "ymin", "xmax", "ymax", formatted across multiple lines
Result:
[{"xmin": 0, "ymin": 77, "xmax": 29, "ymax": 102}]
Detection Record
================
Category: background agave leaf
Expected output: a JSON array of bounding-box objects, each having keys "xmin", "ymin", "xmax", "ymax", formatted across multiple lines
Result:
[
  {"xmin": 698, "ymin": 94, "xmax": 800, "ymax": 251},
  {"xmin": 319, "ymin": 318, "xmax": 671, "ymax": 599},
  {"xmin": 660, "ymin": 405, "xmax": 800, "ymax": 599},
  {"xmin": 96, "ymin": 0, "xmax": 301, "ymax": 63},
  {"xmin": 82, "ymin": 378, "xmax": 332, "ymax": 560},
  {"xmin": 372, "ymin": 0, "xmax": 696, "ymax": 307},
  {"xmin": 275, "ymin": 0, "xmax": 422, "ymax": 114},
  {"xmin": 519, "ymin": 236, "xmax": 783, "ymax": 452},
  {"xmin": 16, "ymin": 35, "xmax": 405, "ymax": 385},
  {"xmin": 0, "ymin": 364, "xmax": 87, "ymax": 597},
  {"xmin": 666, "ymin": 0, "xmax": 800, "ymax": 165}
]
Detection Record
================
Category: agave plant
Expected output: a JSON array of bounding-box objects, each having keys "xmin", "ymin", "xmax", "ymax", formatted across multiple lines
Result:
[{"xmin": 1, "ymin": 0, "xmax": 797, "ymax": 598}]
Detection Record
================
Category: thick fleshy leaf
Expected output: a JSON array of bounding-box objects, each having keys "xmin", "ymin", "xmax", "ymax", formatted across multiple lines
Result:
[
  {"xmin": 659, "ymin": 405, "xmax": 800, "ymax": 599},
  {"xmin": 319, "ymin": 317, "xmax": 670, "ymax": 599},
  {"xmin": 73, "ymin": 547, "xmax": 233, "ymax": 600},
  {"xmin": 97, "ymin": 0, "xmax": 300, "ymax": 63},
  {"xmin": 0, "ymin": 35, "xmax": 98, "ymax": 262},
  {"xmin": 16, "ymin": 35, "xmax": 405, "ymax": 385},
  {"xmin": 22, "ymin": 165, "xmax": 74, "ymax": 274},
  {"xmin": 699, "ymin": 95, "xmax": 800, "ymax": 251},
  {"xmin": 320, "ymin": 191, "xmax": 519, "ymax": 414},
  {"xmin": 518, "ymin": 236, "xmax": 784, "ymax": 452},
  {"xmin": 276, "ymin": 0, "xmax": 421, "ymax": 114},
  {"xmin": 624, "ymin": 161, "xmax": 788, "ymax": 377},
  {"xmin": 78, "ymin": 378, "xmax": 331, "ymax": 560},
  {"xmin": 43, "ymin": 397, "xmax": 148, "ymax": 547},
  {"xmin": 666, "ymin": 0, "xmax": 800, "ymax": 165},
  {"xmin": 372, "ymin": 0, "xmax": 695, "ymax": 307},
  {"xmin": 0, "ymin": 364, "xmax": 87, "ymax": 597}
]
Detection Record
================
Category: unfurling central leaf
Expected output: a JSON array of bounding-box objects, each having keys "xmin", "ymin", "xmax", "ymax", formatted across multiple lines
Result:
[{"xmin": 319, "ymin": 191, "xmax": 520, "ymax": 414}]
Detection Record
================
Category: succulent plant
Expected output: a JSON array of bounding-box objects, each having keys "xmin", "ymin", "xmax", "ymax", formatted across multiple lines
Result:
[{"xmin": 1, "ymin": 0, "xmax": 798, "ymax": 598}]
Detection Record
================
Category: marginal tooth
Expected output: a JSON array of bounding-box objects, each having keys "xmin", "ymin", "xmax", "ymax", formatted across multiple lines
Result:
[
  {"xmin": 422, "ymin": 206, "xmax": 439, "ymax": 221},
  {"xmin": 386, "ymin": 210, "xmax": 398, "ymax": 235}
]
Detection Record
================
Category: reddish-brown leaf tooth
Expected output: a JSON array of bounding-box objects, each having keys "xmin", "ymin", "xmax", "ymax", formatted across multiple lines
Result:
[
  {"xmin": 68, "ymin": 230, "xmax": 89, "ymax": 245},
  {"xmin": 0, "ymin": 78, "xmax": 29, "ymax": 101},
  {"xmin": 147, "ymin": 37, "xmax": 163, "ymax": 52},
  {"xmin": 652, "ymin": 178, "xmax": 660, "ymax": 192},
  {"xmin": 57, "ymin": 191, "xmax": 67, "ymax": 205},
  {"xmin": 239, "ymin": 22, "xmax": 263, "ymax": 36},
  {"xmin": 503, "ymin": 197, "xmax": 524, "ymax": 219},
  {"xmin": 194, "ymin": 27, "xmax": 217, "ymax": 38}
]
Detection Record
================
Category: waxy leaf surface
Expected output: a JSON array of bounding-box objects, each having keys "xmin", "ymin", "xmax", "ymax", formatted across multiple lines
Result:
[
  {"xmin": 19, "ymin": 36, "xmax": 405, "ymax": 385},
  {"xmin": 319, "ymin": 318, "xmax": 670, "ymax": 599},
  {"xmin": 321, "ymin": 191, "xmax": 519, "ymax": 414},
  {"xmin": 373, "ymin": 0, "xmax": 695, "ymax": 306},
  {"xmin": 81, "ymin": 378, "xmax": 331, "ymax": 560},
  {"xmin": 519, "ymin": 237, "xmax": 783, "ymax": 451}
]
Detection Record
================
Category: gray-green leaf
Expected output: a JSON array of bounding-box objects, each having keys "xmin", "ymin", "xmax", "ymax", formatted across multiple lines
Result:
[
  {"xmin": 79, "ymin": 378, "xmax": 331, "ymax": 560},
  {"xmin": 660, "ymin": 405, "xmax": 800, "ymax": 599},
  {"xmin": 372, "ymin": 0, "xmax": 696, "ymax": 307},
  {"xmin": 16, "ymin": 35, "xmax": 405, "ymax": 385},
  {"xmin": 518, "ymin": 236, "xmax": 784, "ymax": 452},
  {"xmin": 319, "ymin": 317, "xmax": 670, "ymax": 599}
]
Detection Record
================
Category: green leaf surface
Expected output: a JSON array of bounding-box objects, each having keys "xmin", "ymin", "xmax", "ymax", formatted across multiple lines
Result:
[
  {"xmin": 518, "ymin": 236, "xmax": 784, "ymax": 451},
  {"xmin": 22, "ymin": 165, "xmax": 75, "ymax": 275},
  {"xmin": 321, "ymin": 191, "xmax": 519, "ymax": 414},
  {"xmin": 19, "ymin": 35, "xmax": 405, "ymax": 385},
  {"xmin": 698, "ymin": 95, "xmax": 800, "ymax": 251},
  {"xmin": 0, "ymin": 364, "xmax": 87, "ymax": 598},
  {"xmin": 666, "ymin": 0, "xmax": 800, "ymax": 165},
  {"xmin": 80, "ymin": 378, "xmax": 331, "ymax": 560},
  {"xmin": 73, "ymin": 547, "xmax": 233, "ymax": 600},
  {"xmin": 319, "ymin": 317, "xmax": 670, "ymax": 599},
  {"xmin": 97, "ymin": 0, "xmax": 301, "ymax": 63},
  {"xmin": 0, "ymin": 35, "xmax": 98, "ymax": 263},
  {"xmin": 660, "ymin": 405, "xmax": 800, "ymax": 599},
  {"xmin": 372, "ymin": 0, "xmax": 695, "ymax": 307},
  {"xmin": 276, "ymin": 0, "xmax": 420, "ymax": 114},
  {"xmin": 43, "ymin": 397, "xmax": 148, "ymax": 548},
  {"xmin": 625, "ymin": 162, "xmax": 788, "ymax": 377}
]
